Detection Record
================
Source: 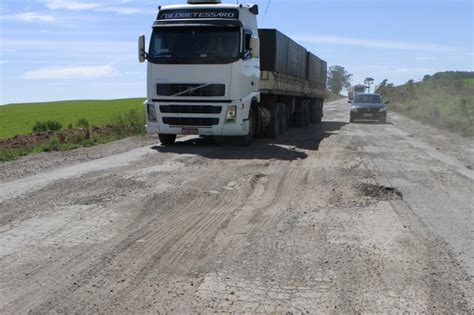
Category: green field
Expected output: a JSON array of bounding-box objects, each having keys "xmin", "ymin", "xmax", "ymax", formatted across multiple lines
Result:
[
  {"xmin": 465, "ymin": 78, "xmax": 474, "ymax": 85},
  {"xmin": 0, "ymin": 98, "xmax": 144, "ymax": 139}
]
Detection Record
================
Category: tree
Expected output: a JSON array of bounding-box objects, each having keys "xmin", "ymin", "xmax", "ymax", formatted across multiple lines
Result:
[
  {"xmin": 375, "ymin": 79, "xmax": 388, "ymax": 92},
  {"xmin": 364, "ymin": 77, "xmax": 375, "ymax": 92},
  {"xmin": 327, "ymin": 65, "xmax": 353, "ymax": 95},
  {"xmin": 423, "ymin": 74, "xmax": 431, "ymax": 82}
]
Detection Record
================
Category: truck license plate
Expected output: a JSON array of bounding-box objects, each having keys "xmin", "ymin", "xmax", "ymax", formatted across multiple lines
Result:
[
  {"xmin": 182, "ymin": 128, "xmax": 199, "ymax": 135},
  {"xmin": 363, "ymin": 113, "xmax": 373, "ymax": 118}
]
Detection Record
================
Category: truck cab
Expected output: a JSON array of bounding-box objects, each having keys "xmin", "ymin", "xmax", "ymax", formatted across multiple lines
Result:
[
  {"xmin": 348, "ymin": 84, "xmax": 367, "ymax": 101},
  {"xmin": 139, "ymin": 0, "xmax": 261, "ymax": 145}
]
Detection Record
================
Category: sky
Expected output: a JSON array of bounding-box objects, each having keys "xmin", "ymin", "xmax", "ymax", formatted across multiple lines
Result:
[{"xmin": 0, "ymin": 0, "xmax": 472, "ymax": 104}]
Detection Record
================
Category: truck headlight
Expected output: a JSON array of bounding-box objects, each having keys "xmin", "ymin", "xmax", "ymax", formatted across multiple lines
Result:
[
  {"xmin": 147, "ymin": 104, "xmax": 157, "ymax": 122},
  {"xmin": 226, "ymin": 105, "xmax": 237, "ymax": 121}
]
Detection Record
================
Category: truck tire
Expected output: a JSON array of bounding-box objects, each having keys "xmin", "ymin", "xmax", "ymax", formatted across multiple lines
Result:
[
  {"xmin": 294, "ymin": 101, "xmax": 305, "ymax": 127},
  {"xmin": 279, "ymin": 103, "xmax": 287, "ymax": 134},
  {"xmin": 294, "ymin": 110, "xmax": 304, "ymax": 127},
  {"xmin": 314, "ymin": 101, "xmax": 323, "ymax": 124},
  {"xmin": 240, "ymin": 104, "xmax": 258, "ymax": 145},
  {"xmin": 266, "ymin": 103, "xmax": 281, "ymax": 138},
  {"xmin": 310, "ymin": 102, "xmax": 318, "ymax": 123},
  {"xmin": 159, "ymin": 134, "xmax": 176, "ymax": 145},
  {"xmin": 303, "ymin": 103, "xmax": 310, "ymax": 127}
]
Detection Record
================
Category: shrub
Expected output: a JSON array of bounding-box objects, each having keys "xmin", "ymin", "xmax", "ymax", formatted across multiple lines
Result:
[
  {"xmin": 43, "ymin": 138, "xmax": 61, "ymax": 152},
  {"xmin": 46, "ymin": 120, "xmax": 62, "ymax": 131},
  {"xmin": 76, "ymin": 118, "xmax": 90, "ymax": 129},
  {"xmin": 72, "ymin": 132, "xmax": 86, "ymax": 144},
  {"xmin": 67, "ymin": 123, "xmax": 73, "ymax": 129},
  {"xmin": 32, "ymin": 121, "xmax": 48, "ymax": 133},
  {"xmin": 111, "ymin": 109, "xmax": 146, "ymax": 136}
]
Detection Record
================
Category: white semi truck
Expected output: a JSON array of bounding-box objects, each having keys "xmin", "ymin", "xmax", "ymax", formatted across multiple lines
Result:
[
  {"xmin": 348, "ymin": 84, "xmax": 367, "ymax": 101},
  {"xmin": 139, "ymin": 0, "xmax": 327, "ymax": 145}
]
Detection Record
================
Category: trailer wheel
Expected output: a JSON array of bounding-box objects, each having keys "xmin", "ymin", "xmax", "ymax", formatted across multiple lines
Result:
[
  {"xmin": 314, "ymin": 101, "xmax": 323, "ymax": 124},
  {"xmin": 279, "ymin": 103, "xmax": 287, "ymax": 134},
  {"xmin": 303, "ymin": 103, "xmax": 310, "ymax": 126},
  {"xmin": 294, "ymin": 104, "xmax": 305, "ymax": 127},
  {"xmin": 159, "ymin": 134, "xmax": 176, "ymax": 145},
  {"xmin": 310, "ymin": 102, "xmax": 318, "ymax": 123},
  {"xmin": 266, "ymin": 103, "xmax": 281, "ymax": 138}
]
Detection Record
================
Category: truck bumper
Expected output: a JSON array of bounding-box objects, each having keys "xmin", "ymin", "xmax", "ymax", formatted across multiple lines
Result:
[{"xmin": 146, "ymin": 101, "xmax": 250, "ymax": 137}]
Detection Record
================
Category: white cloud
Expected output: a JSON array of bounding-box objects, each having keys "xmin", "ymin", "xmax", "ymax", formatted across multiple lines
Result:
[
  {"xmin": 293, "ymin": 34, "xmax": 455, "ymax": 52},
  {"xmin": 45, "ymin": 0, "xmax": 102, "ymax": 10},
  {"xmin": 44, "ymin": 0, "xmax": 149, "ymax": 14},
  {"xmin": 352, "ymin": 63, "xmax": 434, "ymax": 74},
  {"xmin": 2, "ymin": 12, "xmax": 56, "ymax": 23},
  {"xmin": 100, "ymin": 6, "xmax": 149, "ymax": 15},
  {"xmin": 22, "ymin": 65, "xmax": 117, "ymax": 80}
]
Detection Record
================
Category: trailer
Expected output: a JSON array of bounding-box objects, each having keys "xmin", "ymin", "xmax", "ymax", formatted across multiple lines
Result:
[
  {"xmin": 259, "ymin": 29, "xmax": 326, "ymax": 133},
  {"xmin": 139, "ymin": 0, "xmax": 327, "ymax": 145}
]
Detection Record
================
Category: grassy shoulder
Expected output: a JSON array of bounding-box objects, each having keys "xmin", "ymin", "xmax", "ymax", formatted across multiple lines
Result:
[
  {"xmin": 378, "ymin": 77, "xmax": 474, "ymax": 136},
  {"xmin": 0, "ymin": 109, "xmax": 146, "ymax": 162},
  {"xmin": 0, "ymin": 98, "xmax": 144, "ymax": 140}
]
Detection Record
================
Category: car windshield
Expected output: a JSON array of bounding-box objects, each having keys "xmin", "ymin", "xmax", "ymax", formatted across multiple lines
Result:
[
  {"xmin": 149, "ymin": 26, "xmax": 240, "ymax": 63},
  {"xmin": 354, "ymin": 94, "xmax": 382, "ymax": 104}
]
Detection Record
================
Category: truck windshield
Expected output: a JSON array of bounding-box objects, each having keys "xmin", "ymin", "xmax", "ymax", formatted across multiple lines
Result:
[
  {"xmin": 354, "ymin": 95, "xmax": 382, "ymax": 104},
  {"xmin": 148, "ymin": 27, "xmax": 240, "ymax": 64}
]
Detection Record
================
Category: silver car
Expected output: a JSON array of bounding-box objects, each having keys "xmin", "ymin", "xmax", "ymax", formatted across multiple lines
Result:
[{"xmin": 349, "ymin": 93, "xmax": 388, "ymax": 123}]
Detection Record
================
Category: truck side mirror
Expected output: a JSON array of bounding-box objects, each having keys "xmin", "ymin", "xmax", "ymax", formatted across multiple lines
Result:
[
  {"xmin": 138, "ymin": 35, "xmax": 146, "ymax": 63},
  {"xmin": 250, "ymin": 37, "xmax": 260, "ymax": 58}
]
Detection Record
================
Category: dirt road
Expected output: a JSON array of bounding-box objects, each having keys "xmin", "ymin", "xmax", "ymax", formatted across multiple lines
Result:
[{"xmin": 1, "ymin": 99, "xmax": 473, "ymax": 313}]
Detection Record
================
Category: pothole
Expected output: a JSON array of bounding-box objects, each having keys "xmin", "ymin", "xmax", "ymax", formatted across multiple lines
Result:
[{"xmin": 358, "ymin": 183, "xmax": 403, "ymax": 200}]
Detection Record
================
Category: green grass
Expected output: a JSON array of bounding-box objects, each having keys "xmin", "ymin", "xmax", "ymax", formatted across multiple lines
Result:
[
  {"xmin": 0, "ymin": 98, "xmax": 144, "ymax": 139},
  {"xmin": 378, "ymin": 79, "xmax": 474, "ymax": 136},
  {"xmin": 465, "ymin": 78, "xmax": 474, "ymax": 85},
  {"xmin": 0, "ymin": 108, "xmax": 147, "ymax": 162}
]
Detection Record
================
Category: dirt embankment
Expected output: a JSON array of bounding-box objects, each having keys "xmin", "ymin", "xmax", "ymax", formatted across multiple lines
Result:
[{"xmin": 0, "ymin": 127, "xmax": 113, "ymax": 150}]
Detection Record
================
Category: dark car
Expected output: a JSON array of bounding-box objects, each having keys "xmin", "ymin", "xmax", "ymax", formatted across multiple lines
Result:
[{"xmin": 349, "ymin": 93, "xmax": 388, "ymax": 123}]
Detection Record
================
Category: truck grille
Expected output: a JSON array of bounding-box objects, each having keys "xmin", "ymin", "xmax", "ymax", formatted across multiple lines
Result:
[
  {"xmin": 160, "ymin": 105, "xmax": 222, "ymax": 114},
  {"xmin": 157, "ymin": 84, "xmax": 225, "ymax": 97},
  {"xmin": 163, "ymin": 117, "xmax": 219, "ymax": 127}
]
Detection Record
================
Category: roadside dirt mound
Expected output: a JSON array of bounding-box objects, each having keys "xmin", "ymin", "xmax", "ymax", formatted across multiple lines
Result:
[{"xmin": 0, "ymin": 127, "xmax": 113, "ymax": 150}]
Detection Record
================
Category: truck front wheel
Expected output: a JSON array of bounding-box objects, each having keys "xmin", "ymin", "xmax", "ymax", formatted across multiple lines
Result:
[
  {"xmin": 159, "ymin": 134, "xmax": 176, "ymax": 145},
  {"xmin": 240, "ymin": 104, "xmax": 258, "ymax": 146}
]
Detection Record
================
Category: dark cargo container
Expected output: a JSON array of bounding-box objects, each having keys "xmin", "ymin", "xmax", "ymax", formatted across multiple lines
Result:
[
  {"xmin": 306, "ymin": 52, "xmax": 322, "ymax": 84},
  {"xmin": 259, "ymin": 28, "xmax": 326, "ymax": 85},
  {"xmin": 320, "ymin": 60, "xmax": 327, "ymax": 88},
  {"xmin": 259, "ymin": 29, "xmax": 289, "ymax": 75}
]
